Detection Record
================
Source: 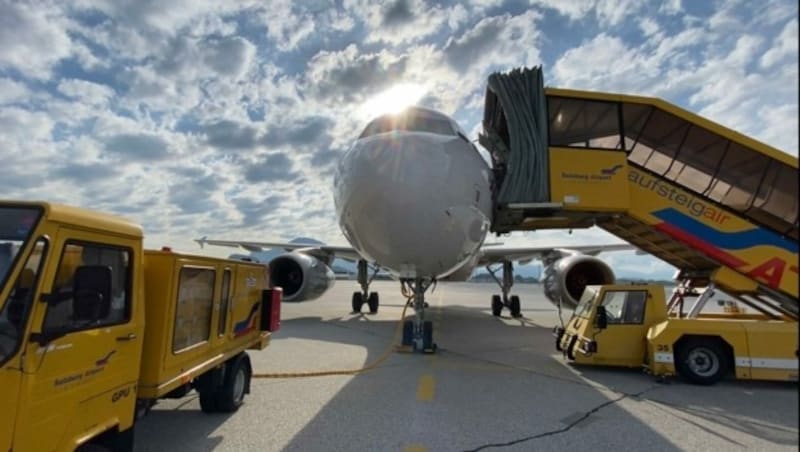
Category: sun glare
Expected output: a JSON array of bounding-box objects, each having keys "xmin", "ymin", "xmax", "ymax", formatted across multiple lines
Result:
[{"xmin": 358, "ymin": 83, "xmax": 426, "ymax": 119}]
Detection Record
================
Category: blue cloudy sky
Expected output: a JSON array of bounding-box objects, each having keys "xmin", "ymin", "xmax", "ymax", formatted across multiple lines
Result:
[{"xmin": 0, "ymin": 0, "xmax": 797, "ymax": 280}]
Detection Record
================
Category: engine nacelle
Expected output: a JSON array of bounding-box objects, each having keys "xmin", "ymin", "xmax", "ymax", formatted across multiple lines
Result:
[
  {"xmin": 269, "ymin": 252, "xmax": 335, "ymax": 302},
  {"xmin": 542, "ymin": 255, "xmax": 615, "ymax": 310}
]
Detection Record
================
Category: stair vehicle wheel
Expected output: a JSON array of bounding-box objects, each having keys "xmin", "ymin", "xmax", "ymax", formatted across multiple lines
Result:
[
  {"xmin": 401, "ymin": 320, "xmax": 414, "ymax": 346},
  {"xmin": 566, "ymin": 335, "xmax": 578, "ymax": 361},
  {"xmin": 216, "ymin": 355, "xmax": 250, "ymax": 412},
  {"xmin": 367, "ymin": 292, "xmax": 379, "ymax": 314},
  {"xmin": 676, "ymin": 339, "xmax": 729, "ymax": 385},
  {"xmin": 491, "ymin": 295, "xmax": 503, "ymax": 316},
  {"xmin": 509, "ymin": 295, "xmax": 521, "ymax": 318},
  {"xmin": 352, "ymin": 292, "xmax": 364, "ymax": 313}
]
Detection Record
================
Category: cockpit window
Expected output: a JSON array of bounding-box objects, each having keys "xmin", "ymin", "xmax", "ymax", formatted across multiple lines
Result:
[{"xmin": 359, "ymin": 110, "xmax": 456, "ymax": 138}]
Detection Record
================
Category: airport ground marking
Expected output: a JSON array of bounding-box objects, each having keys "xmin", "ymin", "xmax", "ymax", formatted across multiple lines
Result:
[
  {"xmin": 403, "ymin": 444, "xmax": 428, "ymax": 452},
  {"xmin": 416, "ymin": 374, "xmax": 436, "ymax": 401}
]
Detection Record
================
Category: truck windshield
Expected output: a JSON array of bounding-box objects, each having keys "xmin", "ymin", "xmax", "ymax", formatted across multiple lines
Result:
[
  {"xmin": 0, "ymin": 206, "xmax": 43, "ymax": 364},
  {"xmin": 574, "ymin": 287, "xmax": 598, "ymax": 318},
  {"xmin": 0, "ymin": 207, "xmax": 42, "ymax": 294}
]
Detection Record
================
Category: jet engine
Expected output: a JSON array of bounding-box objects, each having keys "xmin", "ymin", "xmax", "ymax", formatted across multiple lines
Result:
[
  {"xmin": 269, "ymin": 252, "xmax": 335, "ymax": 302},
  {"xmin": 542, "ymin": 255, "xmax": 615, "ymax": 310}
]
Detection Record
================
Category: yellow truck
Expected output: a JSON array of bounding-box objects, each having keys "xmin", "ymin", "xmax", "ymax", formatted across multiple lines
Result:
[
  {"xmin": 0, "ymin": 201, "xmax": 282, "ymax": 451},
  {"xmin": 554, "ymin": 284, "xmax": 798, "ymax": 385}
]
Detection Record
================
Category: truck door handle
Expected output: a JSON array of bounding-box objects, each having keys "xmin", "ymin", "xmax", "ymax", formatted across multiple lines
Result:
[{"xmin": 116, "ymin": 333, "xmax": 137, "ymax": 342}]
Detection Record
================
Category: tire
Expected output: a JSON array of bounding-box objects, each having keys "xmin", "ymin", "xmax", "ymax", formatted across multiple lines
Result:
[
  {"xmin": 198, "ymin": 387, "xmax": 219, "ymax": 413},
  {"xmin": 554, "ymin": 328, "xmax": 564, "ymax": 352},
  {"xmin": 352, "ymin": 292, "xmax": 364, "ymax": 313},
  {"xmin": 216, "ymin": 356, "xmax": 251, "ymax": 412},
  {"xmin": 402, "ymin": 320, "xmax": 414, "ymax": 346},
  {"xmin": 114, "ymin": 428, "xmax": 135, "ymax": 452},
  {"xmin": 509, "ymin": 295, "xmax": 522, "ymax": 318},
  {"xmin": 422, "ymin": 320, "xmax": 434, "ymax": 352},
  {"xmin": 491, "ymin": 295, "xmax": 503, "ymax": 316},
  {"xmin": 566, "ymin": 335, "xmax": 578, "ymax": 361},
  {"xmin": 367, "ymin": 292, "xmax": 379, "ymax": 314},
  {"xmin": 676, "ymin": 339, "xmax": 729, "ymax": 385}
]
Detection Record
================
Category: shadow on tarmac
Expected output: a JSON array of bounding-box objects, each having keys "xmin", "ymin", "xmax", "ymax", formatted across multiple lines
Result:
[{"xmin": 134, "ymin": 282, "xmax": 798, "ymax": 451}]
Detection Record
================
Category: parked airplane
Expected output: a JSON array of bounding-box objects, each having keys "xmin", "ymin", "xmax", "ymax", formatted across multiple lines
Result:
[{"xmin": 197, "ymin": 107, "xmax": 633, "ymax": 352}]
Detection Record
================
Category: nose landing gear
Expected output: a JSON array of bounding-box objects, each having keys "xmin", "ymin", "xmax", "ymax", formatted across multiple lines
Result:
[{"xmin": 400, "ymin": 277, "xmax": 437, "ymax": 353}]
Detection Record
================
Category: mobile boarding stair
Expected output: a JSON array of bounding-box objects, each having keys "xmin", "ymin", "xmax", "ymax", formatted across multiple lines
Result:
[{"xmin": 481, "ymin": 67, "xmax": 798, "ymax": 320}]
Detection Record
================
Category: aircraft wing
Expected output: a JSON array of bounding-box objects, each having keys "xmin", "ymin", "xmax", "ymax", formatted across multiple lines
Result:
[
  {"xmin": 195, "ymin": 237, "xmax": 364, "ymax": 262},
  {"xmin": 477, "ymin": 243, "xmax": 637, "ymax": 266}
]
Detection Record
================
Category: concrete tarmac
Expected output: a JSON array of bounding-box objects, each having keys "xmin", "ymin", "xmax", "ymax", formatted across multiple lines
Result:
[{"xmin": 134, "ymin": 281, "xmax": 798, "ymax": 451}]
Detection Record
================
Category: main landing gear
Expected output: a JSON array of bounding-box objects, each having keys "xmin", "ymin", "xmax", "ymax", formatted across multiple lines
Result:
[
  {"xmin": 487, "ymin": 261, "xmax": 522, "ymax": 318},
  {"xmin": 352, "ymin": 260, "xmax": 380, "ymax": 314},
  {"xmin": 400, "ymin": 277, "xmax": 437, "ymax": 353}
]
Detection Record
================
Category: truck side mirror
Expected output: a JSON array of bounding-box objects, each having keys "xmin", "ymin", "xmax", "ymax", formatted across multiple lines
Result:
[
  {"xmin": 72, "ymin": 265, "xmax": 112, "ymax": 322},
  {"xmin": 596, "ymin": 305, "xmax": 608, "ymax": 329}
]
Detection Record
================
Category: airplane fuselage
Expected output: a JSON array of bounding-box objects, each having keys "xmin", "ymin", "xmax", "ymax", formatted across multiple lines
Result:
[{"xmin": 334, "ymin": 107, "xmax": 493, "ymax": 279}]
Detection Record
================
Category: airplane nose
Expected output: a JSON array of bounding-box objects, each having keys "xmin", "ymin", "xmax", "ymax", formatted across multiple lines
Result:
[{"xmin": 335, "ymin": 133, "xmax": 490, "ymax": 277}]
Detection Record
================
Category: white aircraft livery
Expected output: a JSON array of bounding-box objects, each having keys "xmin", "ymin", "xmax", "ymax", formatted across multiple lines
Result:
[{"xmin": 197, "ymin": 106, "xmax": 634, "ymax": 352}]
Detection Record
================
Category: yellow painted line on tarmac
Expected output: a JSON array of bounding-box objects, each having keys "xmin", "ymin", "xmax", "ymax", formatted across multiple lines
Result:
[
  {"xmin": 404, "ymin": 445, "xmax": 428, "ymax": 452},
  {"xmin": 416, "ymin": 374, "xmax": 435, "ymax": 401}
]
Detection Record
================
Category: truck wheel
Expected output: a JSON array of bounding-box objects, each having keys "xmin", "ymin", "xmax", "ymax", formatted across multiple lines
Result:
[
  {"xmin": 199, "ymin": 387, "xmax": 220, "ymax": 413},
  {"xmin": 216, "ymin": 356, "xmax": 251, "ymax": 412},
  {"xmin": 676, "ymin": 339, "xmax": 728, "ymax": 385}
]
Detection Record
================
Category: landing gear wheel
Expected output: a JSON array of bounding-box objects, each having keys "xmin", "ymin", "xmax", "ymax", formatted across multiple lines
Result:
[
  {"xmin": 402, "ymin": 320, "xmax": 414, "ymax": 346},
  {"xmin": 491, "ymin": 295, "xmax": 503, "ymax": 316},
  {"xmin": 509, "ymin": 295, "xmax": 522, "ymax": 318},
  {"xmin": 216, "ymin": 356, "xmax": 250, "ymax": 412},
  {"xmin": 351, "ymin": 292, "xmax": 364, "ymax": 313},
  {"xmin": 367, "ymin": 292, "xmax": 379, "ymax": 314},
  {"xmin": 422, "ymin": 320, "xmax": 436, "ymax": 353},
  {"xmin": 676, "ymin": 339, "xmax": 728, "ymax": 385}
]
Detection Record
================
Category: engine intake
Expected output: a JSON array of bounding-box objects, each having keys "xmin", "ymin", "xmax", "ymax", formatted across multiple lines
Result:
[
  {"xmin": 269, "ymin": 252, "xmax": 335, "ymax": 302},
  {"xmin": 542, "ymin": 255, "xmax": 615, "ymax": 310}
]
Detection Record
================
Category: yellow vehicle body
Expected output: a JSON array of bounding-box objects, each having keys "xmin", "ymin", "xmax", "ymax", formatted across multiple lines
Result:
[
  {"xmin": 555, "ymin": 284, "xmax": 798, "ymax": 385},
  {"xmin": 0, "ymin": 201, "xmax": 279, "ymax": 451}
]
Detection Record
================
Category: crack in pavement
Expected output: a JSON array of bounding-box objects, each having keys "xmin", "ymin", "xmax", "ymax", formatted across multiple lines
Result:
[{"xmin": 461, "ymin": 386, "xmax": 659, "ymax": 451}]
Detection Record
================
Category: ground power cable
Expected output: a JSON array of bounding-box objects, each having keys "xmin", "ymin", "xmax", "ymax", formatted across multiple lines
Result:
[{"xmin": 252, "ymin": 297, "xmax": 412, "ymax": 379}]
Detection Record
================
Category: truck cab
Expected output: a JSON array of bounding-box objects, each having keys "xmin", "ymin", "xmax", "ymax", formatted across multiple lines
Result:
[
  {"xmin": 1, "ymin": 201, "xmax": 280, "ymax": 451},
  {"xmin": 1, "ymin": 202, "xmax": 146, "ymax": 451},
  {"xmin": 555, "ymin": 284, "xmax": 667, "ymax": 368}
]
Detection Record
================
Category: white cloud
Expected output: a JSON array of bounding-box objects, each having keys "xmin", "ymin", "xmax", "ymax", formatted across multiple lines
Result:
[
  {"xmin": 760, "ymin": 19, "xmax": 798, "ymax": 69},
  {"xmin": 57, "ymin": 79, "xmax": 115, "ymax": 106},
  {"xmin": 0, "ymin": 1, "xmax": 795, "ymax": 267},
  {"xmin": 346, "ymin": 0, "xmax": 468, "ymax": 45},
  {"xmin": 0, "ymin": 1, "xmax": 73, "ymax": 79},
  {"xmin": 0, "ymin": 78, "xmax": 30, "ymax": 104}
]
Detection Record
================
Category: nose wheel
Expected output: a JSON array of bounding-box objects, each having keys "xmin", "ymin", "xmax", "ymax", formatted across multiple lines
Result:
[
  {"xmin": 352, "ymin": 260, "xmax": 380, "ymax": 314},
  {"xmin": 487, "ymin": 261, "xmax": 522, "ymax": 318},
  {"xmin": 400, "ymin": 278, "xmax": 437, "ymax": 353}
]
